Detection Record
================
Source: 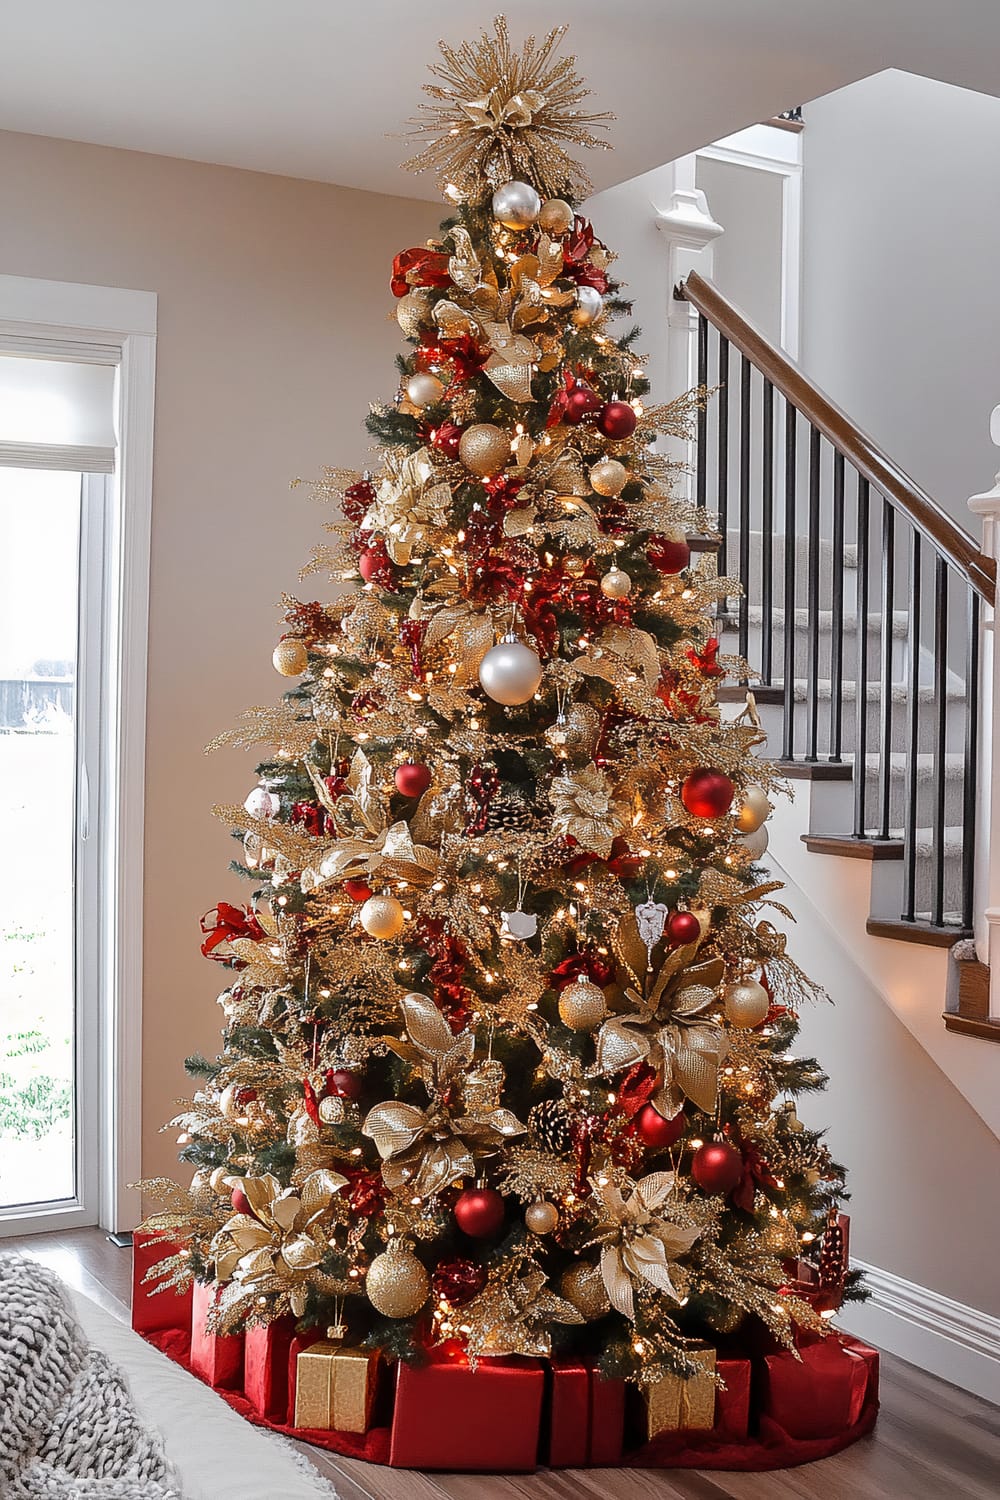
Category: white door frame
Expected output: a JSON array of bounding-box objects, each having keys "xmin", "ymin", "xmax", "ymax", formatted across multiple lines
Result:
[{"xmin": 0, "ymin": 275, "xmax": 156, "ymax": 1234}]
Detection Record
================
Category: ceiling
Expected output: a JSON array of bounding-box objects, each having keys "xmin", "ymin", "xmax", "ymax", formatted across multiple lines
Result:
[{"xmin": 3, "ymin": 1, "xmax": 1000, "ymax": 201}]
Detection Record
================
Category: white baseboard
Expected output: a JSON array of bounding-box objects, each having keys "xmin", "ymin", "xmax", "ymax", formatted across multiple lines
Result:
[{"xmin": 841, "ymin": 1260, "xmax": 1000, "ymax": 1404}]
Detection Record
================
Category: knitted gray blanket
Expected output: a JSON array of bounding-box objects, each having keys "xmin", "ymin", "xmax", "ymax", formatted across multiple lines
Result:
[{"xmin": 0, "ymin": 1253, "xmax": 183, "ymax": 1498}]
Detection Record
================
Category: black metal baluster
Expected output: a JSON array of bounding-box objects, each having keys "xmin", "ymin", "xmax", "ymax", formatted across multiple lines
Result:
[
  {"xmin": 962, "ymin": 589, "xmax": 980, "ymax": 933},
  {"xmin": 902, "ymin": 531, "xmax": 921, "ymax": 921},
  {"xmin": 717, "ymin": 333, "xmax": 730, "ymax": 585},
  {"xmin": 806, "ymin": 427, "xmax": 821, "ymax": 760},
  {"xmin": 696, "ymin": 314, "xmax": 708, "ymax": 515},
  {"xmin": 853, "ymin": 477, "xmax": 871, "ymax": 837},
  {"xmin": 932, "ymin": 557, "xmax": 949, "ymax": 926},
  {"xmin": 829, "ymin": 451, "xmax": 845, "ymax": 760},
  {"xmin": 781, "ymin": 402, "xmax": 797, "ymax": 762},
  {"xmin": 761, "ymin": 379, "xmax": 775, "ymax": 686},
  {"xmin": 878, "ymin": 504, "xmax": 895, "ymax": 839},
  {"xmin": 738, "ymin": 355, "xmax": 752, "ymax": 677}
]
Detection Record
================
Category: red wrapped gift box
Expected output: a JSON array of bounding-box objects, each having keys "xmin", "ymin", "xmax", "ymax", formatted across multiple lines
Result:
[
  {"xmin": 714, "ymin": 1358, "xmax": 752, "ymax": 1441},
  {"xmin": 762, "ymin": 1336, "xmax": 871, "ymax": 1439},
  {"xmin": 548, "ymin": 1359, "xmax": 625, "ymax": 1467},
  {"xmin": 131, "ymin": 1232, "xmax": 193, "ymax": 1335},
  {"xmin": 390, "ymin": 1347, "xmax": 544, "ymax": 1470},
  {"xmin": 190, "ymin": 1279, "xmax": 244, "ymax": 1391},
  {"xmin": 244, "ymin": 1316, "xmax": 295, "ymax": 1419}
]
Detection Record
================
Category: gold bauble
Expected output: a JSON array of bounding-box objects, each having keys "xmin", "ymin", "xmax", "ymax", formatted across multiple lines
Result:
[
  {"xmin": 396, "ymin": 288, "xmax": 434, "ymax": 338},
  {"xmin": 525, "ymin": 1200, "xmax": 560, "ymax": 1235},
  {"xmin": 560, "ymin": 1260, "xmax": 611, "ymax": 1320},
  {"xmin": 558, "ymin": 978, "xmax": 607, "ymax": 1032},
  {"xmin": 589, "ymin": 458, "xmax": 628, "ymax": 497},
  {"xmin": 359, "ymin": 893, "xmax": 406, "ymax": 940},
  {"xmin": 272, "ymin": 637, "xmax": 309, "ymax": 676},
  {"xmin": 318, "ymin": 1095, "xmax": 345, "ymax": 1125},
  {"xmin": 723, "ymin": 977, "xmax": 770, "ymax": 1029},
  {"xmin": 405, "ymin": 371, "xmax": 445, "ymax": 408},
  {"xmin": 459, "ymin": 422, "xmax": 511, "ymax": 477},
  {"xmin": 600, "ymin": 567, "xmax": 632, "ymax": 600},
  {"xmin": 736, "ymin": 785, "xmax": 771, "ymax": 833},
  {"xmin": 365, "ymin": 1242, "xmax": 430, "ymax": 1318},
  {"xmin": 341, "ymin": 596, "xmax": 388, "ymax": 646},
  {"xmin": 564, "ymin": 555, "xmax": 587, "ymax": 578},
  {"xmin": 538, "ymin": 198, "xmax": 575, "ymax": 235}
]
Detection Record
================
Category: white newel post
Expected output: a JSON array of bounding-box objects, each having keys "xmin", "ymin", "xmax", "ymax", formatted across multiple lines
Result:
[
  {"xmin": 654, "ymin": 157, "xmax": 723, "ymax": 489},
  {"xmin": 967, "ymin": 404, "xmax": 1000, "ymax": 1016}
]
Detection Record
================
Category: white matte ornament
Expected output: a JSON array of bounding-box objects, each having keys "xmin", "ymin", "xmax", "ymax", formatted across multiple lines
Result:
[
  {"xmin": 359, "ymin": 893, "xmax": 406, "ymax": 939},
  {"xmin": 739, "ymin": 825, "xmax": 769, "ymax": 859},
  {"xmin": 501, "ymin": 909, "xmax": 538, "ymax": 940},
  {"xmin": 492, "ymin": 180, "xmax": 541, "ymax": 229},
  {"xmin": 736, "ymin": 785, "xmax": 771, "ymax": 833},
  {"xmin": 600, "ymin": 567, "xmax": 632, "ymax": 599},
  {"xmin": 478, "ymin": 634, "xmax": 543, "ymax": 705},
  {"xmin": 571, "ymin": 285, "xmax": 604, "ymax": 326},
  {"xmin": 405, "ymin": 371, "xmax": 445, "ymax": 408},
  {"xmin": 244, "ymin": 786, "xmax": 280, "ymax": 820},
  {"xmin": 723, "ymin": 977, "xmax": 770, "ymax": 1029}
]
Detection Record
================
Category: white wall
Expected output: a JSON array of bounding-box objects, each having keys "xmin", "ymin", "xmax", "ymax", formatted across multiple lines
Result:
[
  {"xmin": 0, "ymin": 129, "xmax": 440, "ymax": 1185},
  {"xmin": 802, "ymin": 68, "xmax": 1000, "ymax": 523}
]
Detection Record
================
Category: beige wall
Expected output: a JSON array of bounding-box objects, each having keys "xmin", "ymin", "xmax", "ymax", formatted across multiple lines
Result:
[{"xmin": 0, "ymin": 129, "xmax": 440, "ymax": 1184}]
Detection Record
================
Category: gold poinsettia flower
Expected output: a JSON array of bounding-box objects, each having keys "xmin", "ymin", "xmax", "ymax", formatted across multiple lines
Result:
[
  {"xmin": 589, "ymin": 1171, "xmax": 702, "ymax": 1321},
  {"xmin": 549, "ymin": 762, "xmax": 629, "ymax": 859},
  {"xmin": 361, "ymin": 448, "xmax": 452, "ymax": 565}
]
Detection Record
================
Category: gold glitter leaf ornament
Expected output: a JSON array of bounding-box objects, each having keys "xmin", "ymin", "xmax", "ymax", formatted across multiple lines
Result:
[
  {"xmin": 590, "ymin": 1172, "xmax": 702, "ymax": 1322},
  {"xmin": 402, "ymin": 17, "xmax": 614, "ymax": 202}
]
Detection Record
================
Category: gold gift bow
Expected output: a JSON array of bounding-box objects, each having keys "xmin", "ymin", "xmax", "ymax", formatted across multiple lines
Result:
[
  {"xmin": 362, "ymin": 992, "xmax": 525, "ymax": 1196},
  {"xmin": 458, "ymin": 87, "xmax": 546, "ymax": 134},
  {"xmin": 589, "ymin": 1171, "xmax": 702, "ymax": 1321}
]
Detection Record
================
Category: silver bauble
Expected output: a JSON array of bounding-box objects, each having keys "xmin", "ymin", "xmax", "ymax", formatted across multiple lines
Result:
[
  {"xmin": 491, "ymin": 180, "xmax": 541, "ymax": 229},
  {"xmin": 600, "ymin": 567, "xmax": 633, "ymax": 599},
  {"xmin": 723, "ymin": 977, "xmax": 770, "ymax": 1029},
  {"xmin": 589, "ymin": 458, "xmax": 628, "ymax": 497},
  {"xmin": 478, "ymin": 635, "xmax": 543, "ymax": 706},
  {"xmin": 739, "ymin": 825, "xmax": 769, "ymax": 859},
  {"xmin": 558, "ymin": 978, "xmax": 607, "ymax": 1032},
  {"xmin": 736, "ymin": 785, "xmax": 771, "ymax": 833},
  {"xmin": 571, "ymin": 284, "xmax": 604, "ymax": 326},
  {"xmin": 405, "ymin": 371, "xmax": 445, "ymax": 408}
]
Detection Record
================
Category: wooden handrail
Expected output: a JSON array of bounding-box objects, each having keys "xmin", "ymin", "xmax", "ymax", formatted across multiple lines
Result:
[{"xmin": 677, "ymin": 270, "xmax": 996, "ymax": 605}]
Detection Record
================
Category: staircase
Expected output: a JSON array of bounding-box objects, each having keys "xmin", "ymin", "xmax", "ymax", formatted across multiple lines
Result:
[{"xmin": 675, "ymin": 271, "xmax": 1000, "ymax": 1068}]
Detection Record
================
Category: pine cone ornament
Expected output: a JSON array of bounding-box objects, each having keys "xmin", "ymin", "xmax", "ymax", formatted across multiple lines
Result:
[
  {"xmin": 527, "ymin": 1097, "xmax": 574, "ymax": 1153},
  {"xmin": 487, "ymin": 791, "xmax": 539, "ymax": 833}
]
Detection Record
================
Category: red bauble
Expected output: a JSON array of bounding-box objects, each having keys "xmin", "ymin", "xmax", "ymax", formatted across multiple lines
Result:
[
  {"xmin": 358, "ymin": 549, "xmax": 380, "ymax": 582},
  {"xmin": 343, "ymin": 877, "xmax": 373, "ymax": 903},
  {"xmin": 691, "ymin": 1141, "xmax": 744, "ymax": 1195},
  {"xmin": 636, "ymin": 1104, "xmax": 687, "ymax": 1150},
  {"xmin": 596, "ymin": 400, "xmax": 638, "ymax": 440},
  {"xmin": 430, "ymin": 421, "xmax": 464, "ymax": 458},
  {"xmin": 328, "ymin": 1068, "xmax": 363, "ymax": 1101},
  {"xmin": 453, "ymin": 1186, "xmax": 505, "ymax": 1238},
  {"xmin": 667, "ymin": 910, "xmax": 702, "ymax": 947},
  {"xmin": 681, "ymin": 767, "xmax": 736, "ymax": 819},
  {"xmin": 564, "ymin": 383, "xmax": 603, "ymax": 425},
  {"xmin": 394, "ymin": 762, "xmax": 432, "ymax": 798},
  {"xmin": 648, "ymin": 536, "xmax": 691, "ymax": 574},
  {"xmin": 231, "ymin": 1186, "xmax": 252, "ymax": 1216}
]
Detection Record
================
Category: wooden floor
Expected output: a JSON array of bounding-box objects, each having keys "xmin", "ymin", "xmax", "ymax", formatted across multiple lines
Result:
[{"xmin": 3, "ymin": 1227, "xmax": 998, "ymax": 1500}]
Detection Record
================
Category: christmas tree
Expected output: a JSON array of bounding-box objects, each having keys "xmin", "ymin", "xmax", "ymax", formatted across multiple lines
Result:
[{"xmin": 142, "ymin": 18, "xmax": 861, "ymax": 1393}]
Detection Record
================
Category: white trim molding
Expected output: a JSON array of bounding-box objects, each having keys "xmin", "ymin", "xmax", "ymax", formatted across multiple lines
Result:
[
  {"xmin": 0, "ymin": 274, "xmax": 156, "ymax": 1236},
  {"xmin": 843, "ymin": 1260, "xmax": 1000, "ymax": 1403}
]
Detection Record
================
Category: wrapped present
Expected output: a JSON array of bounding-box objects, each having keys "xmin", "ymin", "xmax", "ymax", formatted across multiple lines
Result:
[
  {"xmin": 293, "ymin": 1341, "xmax": 382, "ymax": 1433},
  {"xmin": 713, "ymin": 1358, "xmax": 752, "ymax": 1441},
  {"xmin": 244, "ymin": 1316, "xmax": 295, "ymax": 1419},
  {"xmin": 190, "ymin": 1279, "xmax": 244, "ymax": 1390},
  {"xmin": 547, "ymin": 1359, "xmax": 625, "ymax": 1467},
  {"xmin": 131, "ymin": 1232, "xmax": 192, "ymax": 1335},
  {"xmin": 643, "ymin": 1345, "xmax": 716, "ymax": 1438},
  {"xmin": 390, "ymin": 1345, "xmax": 544, "ymax": 1470},
  {"xmin": 762, "ymin": 1336, "xmax": 870, "ymax": 1439},
  {"xmin": 839, "ymin": 1334, "xmax": 880, "ymax": 1407}
]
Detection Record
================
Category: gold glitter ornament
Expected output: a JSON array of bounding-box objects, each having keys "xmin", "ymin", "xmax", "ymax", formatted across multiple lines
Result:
[
  {"xmin": 396, "ymin": 288, "xmax": 435, "ymax": 337},
  {"xmin": 589, "ymin": 458, "xmax": 628, "ymax": 497},
  {"xmin": 272, "ymin": 637, "xmax": 309, "ymax": 676},
  {"xmin": 365, "ymin": 1241, "xmax": 430, "ymax": 1318},
  {"xmin": 525, "ymin": 1200, "xmax": 559, "ymax": 1234},
  {"xmin": 405, "ymin": 371, "xmax": 445, "ymax": 408},
  {"xmin": 560, "ymin": 1260, "xmax": 611, "ymax": 1320},
  {"xmin": 736, "ymin": 785, "xmax": 771, "ymax": 833},
  {"xmin": 538, "ymin": 197, "xmax": 575, "ymax": 235},
  {"xmin": 359, "ymin": 893, "xmax": 406, "ymax": 940},
  {"xmin": 723, "ymin": 977, "xmax": 770, "ymax": 1029},
  {"xmin": 558, "ymin": 978, "xmax": 607, "ymax": 1032},
  {"xmin": 459, "ymin": 422, "xmax": 511, "ymax": 477},
  {"xmin": 564, "ymin": 555, "xmax": 587, "ymax": 578},
  {"xmin": 600, "ymin": 567, "xmax": 632, "ymax": 599}
]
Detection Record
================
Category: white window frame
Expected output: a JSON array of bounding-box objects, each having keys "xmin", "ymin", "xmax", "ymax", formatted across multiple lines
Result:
[{"xmin": 0, "ymin": 276, "xmax": 156, "ymax": 1235}]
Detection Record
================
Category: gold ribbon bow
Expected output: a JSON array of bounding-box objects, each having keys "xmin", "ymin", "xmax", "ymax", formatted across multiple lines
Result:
[
  {"xmin": 308, "ymin": 820, "xmax": 439, "ymax": 892},
  {"xmin": 361, "ymin": 448, "xmax": 452, "ymax": 565},
  {"xmin": 362, "ymin": 992, "xmax": 525, "ymax": 1197},
  {"xmin": 589, "ymin": 1172, "xmax": 702, "ymax": 1321},
  {"xmin": 458, "ymin": 88, "xmax": 546, "ymax": 133}
]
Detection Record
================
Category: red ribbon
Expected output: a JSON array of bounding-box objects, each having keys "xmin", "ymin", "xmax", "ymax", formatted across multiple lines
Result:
[
  {"xmin": 416, "ymin": 917, "xmax": 471, "ymax": 1033},
  {"xmin": 549, "ymin": 947, "xmax": 614, "ymax": 991},
  {"xmin": 561, "ymin": 217, "xmax": 610, "ymax": 293},
  {"xmin": 687, "ymin": 636, "xmax": 724, "ymax": 677},
  {"xmin": 728, "ymin": 1127, "xmax": 780, "ymax": 1212},
  {"xmin": 342, "ymin": 479, "xmax": 374, "ymax": 523},
  {"xmin": 200, "ymin": 903, "xmax": 265, "ymax": 962},
  {"xmin": 463, "ymin": 763, "xmax": 500, "ymax": 837},
  {"xmin": 390, "ymin": 246, "xmax": 451, "ymax": 298},
  {"xmin": 399, "ymin": 617, "xmax": 428, "ymax": 679},
  {"xmin": 561, "ymin": 834, "xmax": 644, "ymax": 881}
]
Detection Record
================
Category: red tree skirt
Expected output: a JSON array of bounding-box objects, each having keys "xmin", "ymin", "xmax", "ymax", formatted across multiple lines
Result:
[{"xmin": 143, "ymin": 1326, "xmax": 878, "ymax": 1472}]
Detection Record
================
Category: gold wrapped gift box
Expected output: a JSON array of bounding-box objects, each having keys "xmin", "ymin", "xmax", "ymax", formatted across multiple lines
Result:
[
  {"xmin": 293, "ymin": 1341, "xmax": 381, "ymax": 1432},
  {"xmin": 643, "ymin": 1345, "xmax": 717, "ymax": 1436}
]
